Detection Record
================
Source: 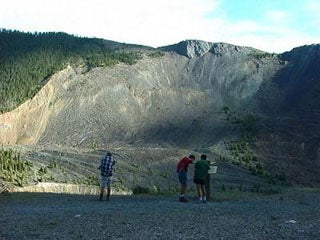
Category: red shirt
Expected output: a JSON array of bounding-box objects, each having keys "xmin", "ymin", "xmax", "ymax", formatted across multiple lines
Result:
[{"xmin": 177, "ymin": 156, "xmax": 193, "ymax": 172}]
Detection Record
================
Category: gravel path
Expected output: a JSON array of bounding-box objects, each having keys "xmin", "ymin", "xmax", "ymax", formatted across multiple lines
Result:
[{"xmin": 1, "ymin": 190, "xmax": 320, "ymax": 240}]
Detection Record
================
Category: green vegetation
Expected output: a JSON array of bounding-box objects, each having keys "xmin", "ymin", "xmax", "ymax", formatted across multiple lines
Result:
[
  {"xmin": 0, "ymin": 147, "xmax": 33, "ymax": 186},
  {"xmin": 220, "ymin": 107, "xmax": 288, "ymax": 185},
  {"xmin": 147, "ymin": 51, "xmax": 164, "ymax": 58},
  {"xmin": 0, "ymin": 29, "xmax": 143, "ymax": 113},
  {"xmin": 132, "ymin": 184, "xmax": 161, "ymax": 194},
  {"xmin": 210, "ymin": 184, "xmax": 283, "ymax": 202},
  {"xmin": 0, "ymin": 147, "xmax": 100, "ymax": 187},
  {"xmin": 248, "ymin": 51, "xmax": 274, "ymax": 59},
  {"xmin": 73, "ymin": 175, "xmax": 99, "ymax": 186}
]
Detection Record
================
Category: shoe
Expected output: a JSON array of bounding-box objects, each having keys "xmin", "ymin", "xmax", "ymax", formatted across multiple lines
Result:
[
  {"xmin": 98, "ymin": 198, "xmax": 103, "ymax": 201},
  {"xmin": 179, "ymin": 197, "xmax": 189, "ymax": 202},
  {"xmin": 202, "ymin": 200, "xmax": 207, "ymax": 204}
]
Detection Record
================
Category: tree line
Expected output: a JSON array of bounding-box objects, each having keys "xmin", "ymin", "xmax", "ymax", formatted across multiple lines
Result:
[{"xmin": 0, "ymin": 29, "xmax": 142, "ymax": 113}]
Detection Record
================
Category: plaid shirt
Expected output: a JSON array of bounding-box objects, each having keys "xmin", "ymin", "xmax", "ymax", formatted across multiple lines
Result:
[{"xmin": 99, "ymin": 155, "xmax": 115, "ymax": 176}]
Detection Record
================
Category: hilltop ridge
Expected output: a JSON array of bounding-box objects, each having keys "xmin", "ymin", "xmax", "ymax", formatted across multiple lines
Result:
[{"xmin": 158, "ymin": 39, "xmax": 270, "ymax": 58}]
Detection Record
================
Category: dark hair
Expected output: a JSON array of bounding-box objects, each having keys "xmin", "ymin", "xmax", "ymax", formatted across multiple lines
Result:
[
  {"xmin": 201, "ymin": 154, "xmax": 207, "ymax": 160},
  {"xmin": 106, "ymin": 152, "xmax": 112, "ymax": 156},
  {"xmin": 189, "ymin": 155, "xmax": 195, "ymax": 160}
]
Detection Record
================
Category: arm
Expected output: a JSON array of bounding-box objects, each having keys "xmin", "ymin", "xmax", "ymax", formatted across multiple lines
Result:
[{"xmin": 98, "ymin": 158, "xmax": 102, "ymax": 170}]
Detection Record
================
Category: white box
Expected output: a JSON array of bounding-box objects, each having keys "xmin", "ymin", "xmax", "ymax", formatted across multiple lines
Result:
[{"xmin": 208, "ymin": 166, "xmax": 217, "ymax": 174}]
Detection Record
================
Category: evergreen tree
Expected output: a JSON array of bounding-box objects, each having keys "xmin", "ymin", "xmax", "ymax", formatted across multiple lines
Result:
[{"xmin": 0, "ymin": 29, "xmax": 142, "ymax": 113}]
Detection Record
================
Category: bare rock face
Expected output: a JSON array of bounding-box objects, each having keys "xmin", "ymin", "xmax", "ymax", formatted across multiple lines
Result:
[
  {"xmin": 254, "ymin": 44, "xmax": 320, "ymax": 185},
  {"xmin": 0, "ymin": 43, "xmax": 285, "ymax": 147},
  {"xmin": 0, "ymin": 80, "xmax": 56, "ymax": 145},
  {"xmin": 159, "ymin": 40, "xmax": 215, "ymax": 58}
]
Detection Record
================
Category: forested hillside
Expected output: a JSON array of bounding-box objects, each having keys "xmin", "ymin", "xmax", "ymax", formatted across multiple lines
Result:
[{"xmin": 0, "ymin": 29, "xmax": 143, "ymax": 113}]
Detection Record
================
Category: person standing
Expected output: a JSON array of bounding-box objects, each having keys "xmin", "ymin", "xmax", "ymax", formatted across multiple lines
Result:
[
  {"xmin": 176, "ymin": 155, "xmax": 195, "ymax": 202},
  {"xmin": 98, "ymin": 151, "xmax": 115, "ymax": 201},
  {"xmin": 193, "ymin": 154, "xmax": 210, "ymax": 203}
]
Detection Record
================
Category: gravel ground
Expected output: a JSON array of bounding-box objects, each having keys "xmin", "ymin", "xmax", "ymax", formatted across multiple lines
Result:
[{"xmin": 0, "ymin": 190, "xmax": 320, "ymax": 240}]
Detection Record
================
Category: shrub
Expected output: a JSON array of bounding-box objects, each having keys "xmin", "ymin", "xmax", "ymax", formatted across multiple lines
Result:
[{"xmin": 0, "ymin": 147, "xmax": 32, "ymax": 186}]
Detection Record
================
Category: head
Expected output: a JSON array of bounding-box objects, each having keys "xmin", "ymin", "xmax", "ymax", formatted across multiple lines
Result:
[
  {"xmin": 106, "ymin": 152, "xmax": 112, "ymax": 157},
  {"xmin": 201, "ymin": 154, "xmax": 207, "ymax": 160},
  {"xmin": 188, "ymin": 155, "xmax": 195, "ymax": 161}
]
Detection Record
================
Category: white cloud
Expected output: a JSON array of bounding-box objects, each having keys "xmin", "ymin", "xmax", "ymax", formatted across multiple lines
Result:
[
  {"xmin": 201, "ymin": 16, "xmax": 319, "ymax": 53},
  {"xmin": 0, "ymin": 0, "xmax": 318, "ymax": 53},
  {"xmin": 265, "ymin": 10, "xmax": 289, "ymax": 23},
  {"xmin": 0, "ymin": 0, "xmax": 219, "ymax": 46}
]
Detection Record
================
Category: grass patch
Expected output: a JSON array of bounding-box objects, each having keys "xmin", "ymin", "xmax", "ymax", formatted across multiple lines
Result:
[{"xmin": 212, "ymin": 184, "xmax": 283, "ymax": 201}]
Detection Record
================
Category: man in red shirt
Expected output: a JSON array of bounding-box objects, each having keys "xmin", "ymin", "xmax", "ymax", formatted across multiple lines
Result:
[{"xmin": 176, "ymin": 155, "xmax": 195, "ymax": 202}]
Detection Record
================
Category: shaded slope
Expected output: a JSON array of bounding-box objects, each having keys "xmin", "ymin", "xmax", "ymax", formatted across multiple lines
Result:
[{"xmin": 253, "ymin": 44, "xmax": 320, "ymax": 186}]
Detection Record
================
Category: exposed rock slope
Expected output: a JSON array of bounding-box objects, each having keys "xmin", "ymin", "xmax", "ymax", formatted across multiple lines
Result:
[
  {"xmin": 252, "ymin": 44, "xmax": 320, "ymax": 185},
  {"xmin": 0, "ymin": 40, "xmax": 319, "ymax": 186},
  {"xmin": 0, "ymin": 42, "xmax": 282, "ymax": 146}
]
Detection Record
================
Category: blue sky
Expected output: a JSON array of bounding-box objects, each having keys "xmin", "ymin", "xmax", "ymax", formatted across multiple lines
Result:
[
  {"xmin": 216, "ymin": 0, "xmax": 319, "ymax": 38},
  {"xmin": 0, "ymin": 0, "xmax": 319, "ymax": 53}
]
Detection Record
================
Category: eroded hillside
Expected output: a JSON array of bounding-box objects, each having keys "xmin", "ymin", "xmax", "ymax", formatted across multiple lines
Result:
[
  {"xmin": 0, "ymin": 40, "xmax": 319, "ymax": 187},
  {"xmin": 0, "ymin": 42, "xmax": 283, "ymax": 146}
]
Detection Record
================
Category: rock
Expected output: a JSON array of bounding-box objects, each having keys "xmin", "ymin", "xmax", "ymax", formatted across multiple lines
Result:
[{"xmin": 158, "ymin": 39, "xmax": 215, "ymax": 58}]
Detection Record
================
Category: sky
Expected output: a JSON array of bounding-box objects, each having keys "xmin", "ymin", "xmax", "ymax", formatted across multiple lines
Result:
[{"xmin": 0, "ymin": 0, "xmax": 319, "ymax": 53}]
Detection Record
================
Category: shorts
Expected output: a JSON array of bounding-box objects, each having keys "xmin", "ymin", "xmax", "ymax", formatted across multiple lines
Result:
[
  {"xmin": 100, "ymin": 175, "xmax": 113, "ymax": 188},
  {"xmin": 193, "ymin": 178, "xmax": 205, "ymax": 185},
  {"xmin": 178, "ymin": 170, "xmax": 188, "ymax": 186}
]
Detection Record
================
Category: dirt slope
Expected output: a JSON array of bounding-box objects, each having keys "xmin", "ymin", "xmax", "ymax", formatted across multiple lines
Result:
[{"xmin": 0, "ymin": 41, "xmax": 319, "ymax": 186}]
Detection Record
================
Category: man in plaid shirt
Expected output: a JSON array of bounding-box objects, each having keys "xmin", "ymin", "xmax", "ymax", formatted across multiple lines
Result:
[{"xmin": 98, "ymin": 152, "xmax": 115, "ymax": 201}]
